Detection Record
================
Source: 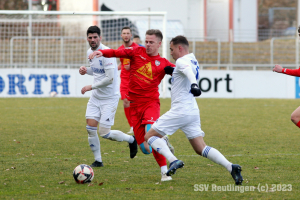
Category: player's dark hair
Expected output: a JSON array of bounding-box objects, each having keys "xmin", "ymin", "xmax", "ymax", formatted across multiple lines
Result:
[
  {"xmin": 121, "ymin": 26, "xmax": 132, "ymax": 33},
  {"xmin": 133, "ymin": 35, "xmax": 140, "ymax": 39},
  {"xmin": 87, "ymin": 26, "xmax": 101, "ymax": 36},
  {"xmin": 146, "ymin": 29, "xmax": 163, "ymax": 41},
  {"xmin": 170, "ymin": 35, "xmax": 189, "ymax": 47}
]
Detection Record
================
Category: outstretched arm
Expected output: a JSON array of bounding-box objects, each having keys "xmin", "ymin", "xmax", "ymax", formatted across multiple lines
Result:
[
  {"xmin": 273, "ymin": 64, "xmax": 300, "ymax": 76},
  {"xmin": 89, "ymin": 48, "xmax": 136, "ymax": 60}
]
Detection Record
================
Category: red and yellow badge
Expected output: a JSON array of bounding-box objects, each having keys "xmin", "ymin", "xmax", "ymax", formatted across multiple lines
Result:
[
  {"xmin": 123, "ymin": 58, "xmax": 130, "ymax": 66},
  {"xmin": 137, "ymin": 62, "xmax": 153, "ymax": 80}
]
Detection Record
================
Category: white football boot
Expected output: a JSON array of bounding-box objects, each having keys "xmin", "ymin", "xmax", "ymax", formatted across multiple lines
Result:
[
  {"xmin": 127, "ymin": 127, "xmax": 134, "ymax": 134},
  {"xmin": 161, "ymin": 173, "xmax": 172, "ymax": 182}
]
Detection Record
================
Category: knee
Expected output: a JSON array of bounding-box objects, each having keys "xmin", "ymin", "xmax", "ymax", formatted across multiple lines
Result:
[
  {"xmin": 86, "ymin": 125, "xmax": 97, "ymax": 137},
  {"xmin": 139, "ymin": 143, "xmax": 152, "ymax": 154},
  {"xmin": 98, "ymin": 126, "xmax": 111, "ymax": 137},
  {"xmin": 291, "ymin": 113, "xmax": 298, "ymax": 124},
  {"xmin": 144, "ymin": 134, "xmax": 150, "ymax": 141}
]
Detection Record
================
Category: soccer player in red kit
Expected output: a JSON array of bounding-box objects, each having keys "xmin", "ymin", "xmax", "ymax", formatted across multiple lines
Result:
[
  {"xmin": 118, "ymin": 27, "xmax": 139, "ymax": 134},
  {"xmin": 273, "ymin": 64, "xmax": 300, "ymax": 127},
  {"xmin": 273, "ymin": 26, "xmax": 300, "ymax": 128},
  {"xmin": 89, "ymin": 29, "xmax": 175, "ymax": 181}
]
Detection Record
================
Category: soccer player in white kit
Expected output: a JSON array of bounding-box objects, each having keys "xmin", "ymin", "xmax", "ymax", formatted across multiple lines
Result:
[
  {"xmin": 144, "ymin": 35, "xmax": 243, "ymax": 185},
  {"xmin": 79, "ymin": 26, "xmax": 138, "ymax": 168}
]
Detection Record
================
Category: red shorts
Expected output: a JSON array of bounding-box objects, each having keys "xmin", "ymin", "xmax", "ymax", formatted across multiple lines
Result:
[
  {"xmin": 120, "ymin": 79, "xmax": 129, "ymax": 100},
  {"xmin": 130, "ymin": 100, "xmax": 160, "ymax": 145}
]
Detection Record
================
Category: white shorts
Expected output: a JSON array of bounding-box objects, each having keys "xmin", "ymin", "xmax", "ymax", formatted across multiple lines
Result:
[
  {"xmin": 85, "ymin": 95, "xmax": 119, "ymax": 127},
  {"xmin": 152, "ymin": 111, "xmax": 205, "ymax": 140}
]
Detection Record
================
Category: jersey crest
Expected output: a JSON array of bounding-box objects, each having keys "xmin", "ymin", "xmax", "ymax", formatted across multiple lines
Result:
[
  {"xmin": 137, "ymin": 62, "xmax": 153, "ymax": 80},
  {"xmin": 155, "ymin": 60, "xmax": 160, "ymax": 66}
]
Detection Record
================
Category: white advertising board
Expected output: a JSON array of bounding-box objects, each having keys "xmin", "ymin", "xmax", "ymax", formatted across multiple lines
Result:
[
  {"xmin": 164, "ymin": 70, "xmax": 296, "ymax": 98},
  {"xmin": 0, "ymin": 69, "xmax": 93, "ymax": 98},
  {"xmin": 0, "ymin": 69, "xmax": 297, "ymax": 99}
]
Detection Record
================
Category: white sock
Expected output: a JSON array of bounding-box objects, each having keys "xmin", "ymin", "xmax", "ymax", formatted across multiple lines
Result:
[
  {"xmin": 202, "ymin": 146, "xmax": 232, "ymax": 172},
  {"xmin": 148, "ymin": 136, "xmax": 177, "ymax": 163},
  {"xmin": 103, "ymin": 130, "xmax": 134, "ymax": 143},
  {"xmin": 86, "ymin": 125, "xmax": 102, "ymax": 162},
  {"xmin": 161, "ymin": 165, "xmax": 168, "ymax": 174}
]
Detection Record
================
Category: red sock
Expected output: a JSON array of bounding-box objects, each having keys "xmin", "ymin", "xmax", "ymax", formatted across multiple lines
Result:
[
  {"xmin": 124, "ymin": 107, "xmax": 133, "ymax": 127},
  {"xmin": 296, "ymin": 121, "xmax": 300, "ymax": 128},
  {"xmin": 152, "ymin": 150, "xmax": 167, "ymax": 167}
]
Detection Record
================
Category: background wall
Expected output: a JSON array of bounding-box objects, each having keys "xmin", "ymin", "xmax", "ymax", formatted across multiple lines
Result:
[
  {"xmin": 58, "ymin": 0, "xmax": 258, "ymax": 42},
  {"xmin": 233, "ymin": 0, "xmax": 257, "ymax": 42}
]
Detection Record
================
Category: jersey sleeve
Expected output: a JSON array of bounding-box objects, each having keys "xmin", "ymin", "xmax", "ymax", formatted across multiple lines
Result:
[
  {"xmin": 103, "ymin": 57, "xmax": 117, "ymax": 69},
  {"xmin": 100, "ymin": 47, "xmax": 137, "ymax": 59},
  {"xmin": 282, "ymin": 68, "xmax": 300, "ymax": 76},
  {"xmin": 165, "ymin": 59, "xmax": 175, "ymax": 68}
]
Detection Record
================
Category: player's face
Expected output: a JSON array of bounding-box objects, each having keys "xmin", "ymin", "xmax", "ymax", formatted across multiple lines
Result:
[
  {"xmin": 133, "ymin": 37, "xmax": 140, "ymax": 44},
  {"xmin": 87, "ymin": 33, "xmax": 101, "ymax": 50},
  {"xmin": 170, "ymin": 42, "xmax": 180, "ymax": 61},
  {"xmin": 145, "ymin": 34, "xmax": 161, "ymax": 56},
  {"xmin": 121, "ymin": 29, "xmax": 132, "ymax": 44}
]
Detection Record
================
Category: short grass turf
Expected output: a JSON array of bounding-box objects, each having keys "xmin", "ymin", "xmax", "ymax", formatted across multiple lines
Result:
[{"xmin": 0, "ymin": 98, "xmax": 299, "ymax": 199}]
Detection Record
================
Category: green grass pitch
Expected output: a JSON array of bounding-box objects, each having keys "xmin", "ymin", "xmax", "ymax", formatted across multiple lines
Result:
[{"xmin": 0, "ymin": 98, "xmax": 300, "ymax": 199}]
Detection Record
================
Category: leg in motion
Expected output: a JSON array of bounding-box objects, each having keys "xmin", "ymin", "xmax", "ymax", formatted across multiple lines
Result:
[
  {"xmin": 86, "ymin": 119, "xmax": 104, "ymax": 168},
  {"xmin": 98, "ymin": 125, "xmax": 138, "ymax": 159},
  {"xmin": 145, "ymin": 127, "xmax": 183, "ymax": 177},
  {"xmin": 190, "ymin": 136, "xmax": 243, "ymax": 185},
  {"xmin": 291, "ymin": 106, "xmax": 300, "ymax": 127},
  {"xmin": 123, "ymin": 98, "xmax": 134, "ymax": 134}
]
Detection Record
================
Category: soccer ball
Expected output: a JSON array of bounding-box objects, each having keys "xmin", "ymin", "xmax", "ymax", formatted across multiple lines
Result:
[
  {"xmin": 50, "ymin": 91, "xmax": 57, "ymax": 97},
  {"xmin": 73, "ymin": 164, "xmax": 94, "ymax": 184}
]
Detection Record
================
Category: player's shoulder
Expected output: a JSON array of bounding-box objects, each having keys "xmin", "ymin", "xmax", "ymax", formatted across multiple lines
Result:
[
  {"xmin": 175, "ymin": 55, "xmax": 192, "ymax": 69},
  {"xmin": 176, "ymin": 56, "xmax": 186, "ymax": 64},
  {"xmin": 131, "ymin": 46, "xmax": 146, "ymax": 55},
  {"xmin": 157, "ymin": 56, "xmax": 174, "ymax": 66},
  {"xmin": 117, "ymin": 44, "xmax": 124, "ymax": 50},
  {"xmin": 100, "ymin": 43, "xmax": 111, "ymax": 50},
  {"xmin": 131, "ymin": 42, "xmax": 140, "ymax": 47},
  {"xmin": 176, "ymin": 54, "xmax": 194, "ymax": 65},
  {"xmin": 86, "ymin": 48, "xmax": 93, "ymax": 54}
]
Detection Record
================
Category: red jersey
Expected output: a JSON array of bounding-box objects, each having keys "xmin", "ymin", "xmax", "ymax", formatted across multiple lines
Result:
[
  {"xmin": 100, "ymin": 47, "xmax": 175, "ymax": 102},
  {"xmin": 118, "ymin": 42, "xmax": 139, "ymax": 85},
  {"xmin": 282, "ymin": 68, "xmax": 300, "ymax": 76}
]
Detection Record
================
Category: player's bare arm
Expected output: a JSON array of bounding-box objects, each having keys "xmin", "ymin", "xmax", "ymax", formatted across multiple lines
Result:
[
  {"xmin": 81, "ymin": 85, "xmax": 92, "ymax": 94},
  {"xmin": 123, "ymin": 98, "xmax": 130, "ymax": 108},
  {"xmin": 124, "ymin": 64, "xmax": 130, "ymax": 70},
  {"xmin": 273, "ymin": 64, "xmax": 283, "ymax": 73},
  {"xmin": 79, "ymin": 66, "xmax": 87, "ymax": 75},
  {"xmin": 88, "ymin": 51, "xmax": 103, "ymax": 59}
]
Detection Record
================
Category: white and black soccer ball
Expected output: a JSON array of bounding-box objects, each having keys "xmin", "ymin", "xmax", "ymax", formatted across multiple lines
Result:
[{"xmin": 73, "ymin": 164, "xmax": 94, "ymax": 184}]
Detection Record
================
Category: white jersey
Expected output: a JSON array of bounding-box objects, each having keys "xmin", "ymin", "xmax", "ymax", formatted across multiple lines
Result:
[
  {"xmin": 170, "ymin": 53, "xmax": 199, "ymax": 116},
  {"xmin": 87, "ymin": 43, "xmax": 120, "ymax": 100}
]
